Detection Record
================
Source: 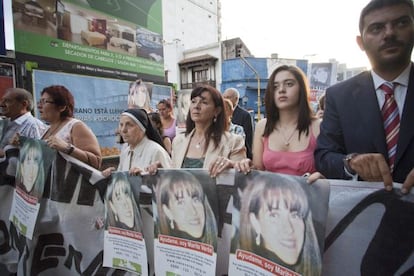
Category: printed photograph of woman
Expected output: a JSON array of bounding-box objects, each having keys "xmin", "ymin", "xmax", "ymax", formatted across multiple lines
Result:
[
  {"xmin": 128, "ymin": 79, "xmax": 153, "ymax": 113},
  {"xmin": 310, "ymin": 63, "xmax": 332, "ymax": 88},
  {"xmin": 237, "ymin": 172, "xmax": 322, "ymax": 275},
  {"xmin": 15, "ymin": 138, "xmax": 47, "ymax": 199},
  {"xmin": 174, "ymin": 90, "xmax": 191, "ymax": 127},
  {"xmin": 154, "ymin": 170, "xmax": 218, "ymax": 249},
  {"xmin": 105, "ymin": 172, "xmax": 142, "ymax": 232}
]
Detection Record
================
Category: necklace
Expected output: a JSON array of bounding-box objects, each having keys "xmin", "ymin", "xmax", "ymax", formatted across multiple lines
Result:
[
  {"xmin": 193, "ymin": 136, "xmax": 205, "ymax": 150},
  {"xmin": 279, "ymin": 127, "xmax": 297, "ymax": 146},
  {"xmin": 44, "ymin": 120, "xmax": 65, "ymax": 139}
]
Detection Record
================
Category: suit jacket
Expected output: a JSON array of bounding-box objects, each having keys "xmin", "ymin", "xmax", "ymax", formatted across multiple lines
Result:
[
  {"xmin": 171, "ymin": 129, "xmax": 246, "ymax": 168},
  {"xmin": 314, "ymin": 66, "xmax": 414, "ymax": 183},
  {"xmin": 232, "ymin": 105, "xmax": 254, "ymax": 159}
]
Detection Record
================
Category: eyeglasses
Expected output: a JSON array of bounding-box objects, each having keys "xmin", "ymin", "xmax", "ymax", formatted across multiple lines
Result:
[{"xmin": 37, "ymin": 99, "xmax": 55, "ymax": 105}]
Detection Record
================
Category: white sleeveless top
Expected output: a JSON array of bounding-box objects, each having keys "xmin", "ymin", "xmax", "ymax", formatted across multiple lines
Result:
[{"xmin": 44, "ymin": 118, "xmax": 80, "ymax": 143}]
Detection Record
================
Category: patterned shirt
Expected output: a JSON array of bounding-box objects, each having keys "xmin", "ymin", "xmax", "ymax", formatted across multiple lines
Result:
[{"xmin": 0, "ymin": 112, "xmax": 46, "ymax": 148}]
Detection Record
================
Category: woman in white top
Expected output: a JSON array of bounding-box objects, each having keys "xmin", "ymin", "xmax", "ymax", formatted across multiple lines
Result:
[
  {"xmin": 103, "ymin": 108, "xmax": 171, "ymax": 176},
  {"xmin": 39, "ymin": 85, "xmax": 101, "ymax": 168}
]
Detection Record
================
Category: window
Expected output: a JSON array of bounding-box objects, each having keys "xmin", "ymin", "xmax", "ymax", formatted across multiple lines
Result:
[{"xmin": 193, "ymin": 67, "xmax": 209, "ymax": 82}]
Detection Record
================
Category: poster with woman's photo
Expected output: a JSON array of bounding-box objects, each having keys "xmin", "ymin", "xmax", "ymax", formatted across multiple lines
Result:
[
  {"xmin": 152, "ymin": 169, "xmax": 219, "ymax": 276},
  {"xmin": 128, "ymin": 79, "xmax": 154, "ymax": 113},
  {"xmin": 9, "ymin": 137, "xmax": 55, "ymax": 239},
  {"xmin": 103, "ymin": 171, "xmax": 148, "ymax": 275},
  {"xmin": 309, "ymin": 63, "xmax": 333, "ymax": 90},
  {"xmin": 128, "ymin": 79, "xmax": 172, "ymax": 114},
  {"xmin": 229, "ymin": 171, "xmax": 330, "ymax": 276},
  {"xmin": 175, "ymin": 90, "xmax": 191, "ymax": 128}
]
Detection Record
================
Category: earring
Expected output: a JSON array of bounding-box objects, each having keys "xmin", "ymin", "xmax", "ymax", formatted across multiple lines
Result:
[
  {"xmin": 256, "ymin": 232, "xmax": 260, "ymax": 246},
  {"xmin": 213, "ymin": 116, "xmax": 217, "ymax": 123},
  {"xmin": 170, "ymin": 219, "xmax": 174, "ymax": 230}
]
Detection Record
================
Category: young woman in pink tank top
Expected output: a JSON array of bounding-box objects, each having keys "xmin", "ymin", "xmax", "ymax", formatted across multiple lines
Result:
[{"xmin": 235, "ymin": 65, "xmax": 324, "ymax": 182}]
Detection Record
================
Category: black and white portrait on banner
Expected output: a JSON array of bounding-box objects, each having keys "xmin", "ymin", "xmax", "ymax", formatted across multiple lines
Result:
[
  {"xmin": 229, "ymin": 171, "xmax": 329, "ymax": 276},
  {"xmin": 103, "ymin": 172, "xmax": 148, "ymax": 275},
  {"xmin": 310, "ymin": 63, "xmax": 333, "ymax": 90},
  {"xmin": 152, "ymin": 169, "xmax": 219, "ymax": 276}
]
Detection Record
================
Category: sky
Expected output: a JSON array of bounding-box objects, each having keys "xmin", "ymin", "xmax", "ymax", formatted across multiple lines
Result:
[
  {"xmin": 220, "ymin": 0, "xmax": 372, "ymax": 68},
  {"xmin": 4, "ymin": 0, "xmax": 372, "ymax": 68}
]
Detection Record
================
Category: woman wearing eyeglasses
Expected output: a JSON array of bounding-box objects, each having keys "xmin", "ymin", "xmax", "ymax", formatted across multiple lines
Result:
[{"xmin": 38, "ymin": 85, "xmax": 102, "ymax": 168}]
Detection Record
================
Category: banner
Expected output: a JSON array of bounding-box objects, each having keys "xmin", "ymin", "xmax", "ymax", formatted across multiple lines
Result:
[
  {"xmin": 9, "ymin": 137, "xmax": 55, "ymax": 239},
  {"xmin": 0, "ymin": 148, "xmax": 413, "ymax": 275},
  {"xmin": 322, "ymin": 180, "xmax": 414, "ymax": 275}
]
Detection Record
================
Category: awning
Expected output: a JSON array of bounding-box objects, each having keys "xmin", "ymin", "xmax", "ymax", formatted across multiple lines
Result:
[{"xmin": 178, "ymin": 54, "xmax": 218, "ymax": 65}]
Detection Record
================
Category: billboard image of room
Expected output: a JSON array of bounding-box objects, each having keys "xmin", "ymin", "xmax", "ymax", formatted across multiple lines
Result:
[{"xmin": 11, "ymin": 0, "xmax": 164, "ymax": 77}]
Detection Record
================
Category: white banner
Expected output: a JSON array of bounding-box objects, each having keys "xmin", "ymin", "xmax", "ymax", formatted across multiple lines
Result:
[{"xmin": 0, "ymin": 147, "xmax": 413, "ymax": 275}]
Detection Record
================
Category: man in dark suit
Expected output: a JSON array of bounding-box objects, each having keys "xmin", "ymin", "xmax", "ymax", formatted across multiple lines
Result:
[
  {"xmin": 223, "ymin": 88, "xmax": 254, "ymax": 159},
  {"xmin": 315, "ymin": 0, "xmax": 414, "ymax": 193}
]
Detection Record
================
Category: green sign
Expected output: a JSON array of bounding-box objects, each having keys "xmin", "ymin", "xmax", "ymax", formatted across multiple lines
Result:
[{"xmin": 12, "ymin": 0, "xmax": 164, "ymax": 77}]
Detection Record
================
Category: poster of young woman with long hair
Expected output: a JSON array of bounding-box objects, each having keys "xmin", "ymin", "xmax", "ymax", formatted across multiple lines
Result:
[{"xmin": 229, "ymin": 171, "xmax": 329, "ymax": 276}]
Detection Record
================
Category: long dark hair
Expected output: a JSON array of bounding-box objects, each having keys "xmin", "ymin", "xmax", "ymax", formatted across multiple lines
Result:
[
  {"xmin": 148, "ymin": 112, "xmax": 165, "ymax": 137},
  {"xmin": 263, "ymin": 65, "xmax": 314, "ymax": 139},
  {"xmin": 185, "ymin": 85, "xmax": 228, "ymax": 150}
]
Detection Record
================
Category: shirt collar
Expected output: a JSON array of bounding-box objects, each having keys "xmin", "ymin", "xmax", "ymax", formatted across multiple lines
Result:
[
  {"xmin": 12, "ymin": 112, "xmax": 32, "ymax": 125},
  {"xmin": 371, "ymin": 63, "xmax": 411, "ymax": 90}
]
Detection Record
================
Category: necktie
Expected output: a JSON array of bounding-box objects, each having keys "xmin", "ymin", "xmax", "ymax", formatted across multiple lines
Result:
[{"xmin": 380, "ymin": 82, "xmax": 399, "ymax": 171}]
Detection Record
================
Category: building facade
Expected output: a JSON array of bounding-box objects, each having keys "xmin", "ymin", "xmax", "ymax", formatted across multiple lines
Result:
[{"xmin": 162, "ymin": 0, "xmax": 221, "ymax": 89}]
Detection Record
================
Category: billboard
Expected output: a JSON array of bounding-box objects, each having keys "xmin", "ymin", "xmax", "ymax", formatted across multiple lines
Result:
[
  {"xmin": 12, "ymin": 0, "xmax": 164, "ymax": 78},
  {"xmin": 32, "ymin": 69, "xmax": 171, "ymax": 156}
]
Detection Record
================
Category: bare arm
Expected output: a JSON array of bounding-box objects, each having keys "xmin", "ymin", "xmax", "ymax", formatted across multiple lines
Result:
[
  {"xmin": 70, "ymin": 122, "xmax": 102, "ymax": 169},
  {"xmin": 252, "ymin": 119, "xmax": 266, "ymax": 170}
]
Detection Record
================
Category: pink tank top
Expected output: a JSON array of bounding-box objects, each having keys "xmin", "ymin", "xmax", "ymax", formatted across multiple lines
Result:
[{"xmin": 262, "ymin": 129, "xmax": 317, "ymax": 176}]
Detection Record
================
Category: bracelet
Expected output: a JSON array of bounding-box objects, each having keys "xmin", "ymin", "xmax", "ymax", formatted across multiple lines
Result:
[{"xmin": 65, "ymin": 144, "xmax": 75, "ymax": 155}]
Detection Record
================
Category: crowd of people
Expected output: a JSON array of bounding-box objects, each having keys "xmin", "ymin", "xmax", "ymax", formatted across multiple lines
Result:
[
  {"xmin": 1, "ymin": 0, "xmax": 414, "ymax": 273},
  {"xmin": 2, "ymin": 0, "xmax": 409, "ymax": 192}
]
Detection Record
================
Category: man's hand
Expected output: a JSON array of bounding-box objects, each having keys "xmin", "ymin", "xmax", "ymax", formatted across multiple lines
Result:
[
  {"xmin": 349, "ymin": 153, "xmax": 393, "ymax": 191},
  {"xmin": 402, "ymin": 168, "xmax": 414, "ymax": 194}
]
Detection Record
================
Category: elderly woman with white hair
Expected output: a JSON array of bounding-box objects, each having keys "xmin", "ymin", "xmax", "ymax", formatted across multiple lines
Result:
[{"xmin": 103, "ymin": 108, "xmax": 171, "ymax": 176}]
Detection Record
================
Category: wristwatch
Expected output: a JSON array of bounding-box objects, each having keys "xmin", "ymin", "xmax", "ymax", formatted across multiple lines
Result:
[{"xmin": 343, "ymin": 153, "xmax": 358, "ymax": 175}]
